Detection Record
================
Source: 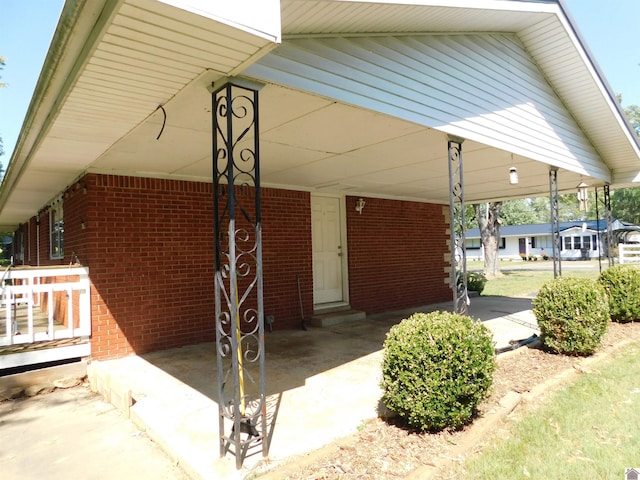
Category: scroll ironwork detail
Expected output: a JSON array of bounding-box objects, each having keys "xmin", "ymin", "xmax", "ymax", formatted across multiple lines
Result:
[
  {"xmin": 448, "ymin": 138, "xmax": 468, "ymax": 315},
  {"xmin": 549, "ymin": 167, "xmax": 562, "ymax": 278},
  {"xmin": 212, "ymin": 80, "xmax": 266, "ymax": 468}
]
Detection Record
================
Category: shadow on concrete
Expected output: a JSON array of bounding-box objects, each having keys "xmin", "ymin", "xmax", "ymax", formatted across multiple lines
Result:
[{"xmin": 92, "ymin": 295, "xmax": 539, "ymax": 476}]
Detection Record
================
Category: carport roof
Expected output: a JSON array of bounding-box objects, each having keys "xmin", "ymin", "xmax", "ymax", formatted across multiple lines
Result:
[{"xmin": 0, "ymin": 0, "xmax": 639, "ymax": 230}]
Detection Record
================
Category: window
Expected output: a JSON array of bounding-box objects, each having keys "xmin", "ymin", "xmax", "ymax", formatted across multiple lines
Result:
[
  {"xmin": 530, "ymin": 237, "xmax": 537, "ymax": 248},
  {"xmin": 466, "ymin": 238, "xmax": 481, "ymax": 250},
  {"xmin": 464, "ymin": 238, "xmax": 505, "ymax": 250},
  {"xmin": 50, "ymin": 198, "xmax": 64, "ymax": 259},
  {"xmin": 573, "ymin": 236, "xmax": 582, "ymax": 249},
  {"xmin": 14, "ymin": 228, "xmax": 24, "ymax": 263},
  {"xmin": 563, "ymin": 235, "xmax": 591, "ymax": 250}
]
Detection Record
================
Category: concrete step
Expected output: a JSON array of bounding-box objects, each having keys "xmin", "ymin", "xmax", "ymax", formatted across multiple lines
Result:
[{"xmin": 310, "ymin": 308, "xmax": 366, "ymax": 328}]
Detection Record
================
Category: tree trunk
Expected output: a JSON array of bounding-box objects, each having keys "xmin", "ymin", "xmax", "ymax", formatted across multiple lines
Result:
[{"xmin": 475, "ymin": 202, "xmax": 503, "ymax": 278}]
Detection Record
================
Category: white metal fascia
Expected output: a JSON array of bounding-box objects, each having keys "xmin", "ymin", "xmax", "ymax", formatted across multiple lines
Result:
[
  {"xmin": 294, "ymin": 0, "xmax": 557, "ymax": 13},
  {"xmin": 157, "ymin": 0, "xmax": 281, "ymax": 43},
  {"xmin": 544, "ymin": 1, "xmax": 640, "ymax": 180}
]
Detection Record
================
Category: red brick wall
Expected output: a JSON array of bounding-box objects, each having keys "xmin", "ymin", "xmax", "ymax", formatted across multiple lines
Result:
[
  {"xmin": 23, "ymin": 173, "xmax": 450, "ymax": 360},
  {"xmin": 60, "ymin": 174, "xmax": 314, "ymax": 360},
  {"xmin": 262, "ymin": 189, "xmax": 313, "ymax": 331},
  {"xmin": 78, "ymin": 174, "xmax": 216, "ymax": 359},
  {"xmin": 346, "ymin": 196, "xmax": 451, "ymax": 313}
]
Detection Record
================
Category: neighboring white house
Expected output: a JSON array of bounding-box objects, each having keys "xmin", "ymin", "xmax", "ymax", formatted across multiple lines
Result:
[{"xmin": 466, "ymin": 219, "xmax": 632, "ymax": 261}]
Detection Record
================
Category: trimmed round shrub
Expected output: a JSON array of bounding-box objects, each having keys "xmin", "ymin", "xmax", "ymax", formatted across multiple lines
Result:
[
  {"xmin": 467, "ymin": 272, "xmax": 488, "ymax": 294},
  {"xmin": 380, "ymin": 311, "xmax": 495, "ymax": 432},
  {"xmin": 532, "ymin": 277, "xmax": 609, "ymax": 356},
  {"xmin": 598, "ymin": 265, "xmax": 640, "ymax": 323}
]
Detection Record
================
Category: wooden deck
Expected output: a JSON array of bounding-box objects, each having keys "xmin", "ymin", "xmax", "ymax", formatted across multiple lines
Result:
[{"xmin": 1, "ymin": 304, "xmax": 90, "ymax": 370}]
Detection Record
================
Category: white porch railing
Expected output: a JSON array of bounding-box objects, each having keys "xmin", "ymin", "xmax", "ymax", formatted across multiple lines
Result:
[
  {"xmin": 0, "ymin": 266, "xmax": 91, "ymax": 347},
  {"xmin": 619, "ymin": 244, "xmax": 640, "ymax": 264}
]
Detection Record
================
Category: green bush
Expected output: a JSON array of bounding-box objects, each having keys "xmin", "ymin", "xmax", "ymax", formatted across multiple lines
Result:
[
  {"xmin": 467, "ymin": 272, "xmax": 487, "ymax": 294},
  {"xmin": 532, "ymin": 277, "xmax": 609, "ymax": 356},
  {"xmin": 380, "ymin": 311, "xmax": 495, "ymax": 432},
  {"xmin": 598, "ymin": 265, "xmax": 640, "ymax": 323}
]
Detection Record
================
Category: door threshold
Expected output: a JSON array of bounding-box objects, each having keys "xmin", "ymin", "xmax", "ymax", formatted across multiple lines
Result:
[{"xmin": 313, "ymin": 302, "xmax": 350, "ymax": 314}]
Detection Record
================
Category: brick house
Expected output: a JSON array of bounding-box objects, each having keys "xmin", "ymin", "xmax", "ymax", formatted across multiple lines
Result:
[{"xmin": 2, "ymin": 0, "xmax": 640, "ymax": 364}]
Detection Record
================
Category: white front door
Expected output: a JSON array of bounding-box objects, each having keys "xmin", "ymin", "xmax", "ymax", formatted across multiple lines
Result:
[{"xmin": 311, "ymin": 195, "xmax": 345, "ymax": 305}]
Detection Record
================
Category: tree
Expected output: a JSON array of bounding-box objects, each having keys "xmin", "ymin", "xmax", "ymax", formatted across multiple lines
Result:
[
  {"xmin": 0, "ymin": 55, "xmax": 5, "ymax": 88},
  {"xmin": 473, "ymin": 202, "xmax": 502, "ymax": 278},
  {"xmin": 501, "ymin": 199, "xmax": 539, "ymax": 225},
  {"xmin": 618, "ymin": 94, "xmax": 640, "ymax": 137},
  {"xmin": 605, "ymin": 101, "xmax": 640, "ymax": 223},
  {"xmin": 611, "ymin": 187, "xmax": 640, "ymax": 224}
]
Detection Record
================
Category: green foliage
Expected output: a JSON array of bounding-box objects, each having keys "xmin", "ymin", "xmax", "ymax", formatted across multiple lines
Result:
[
  {"xmin": 467, "ymin": 271, "xmax": 487, "ymax": 294},
  {"xmin": 0, "ymin": 54, "xmax": 5, "ymax": 89},
  {"xmin": 611, "ymin": 187, "xmax": 640, "ymax": 225},
  {"xmin": 380, "ymin": 312, "xmax": 495, "ymax": 432},
  {"xmin": 532, "ymin": 277, "xmax": 609, "ymax": 356},
  {"xmin": 500, "ymin": 199, "xmax": 539, "ymax": 225},
  {"xmin": 598, "ymin": 265, "xmax": 640, "ymax": 323},
  {"xmin": 620, "ymin": 96, "xmax": 640, "ymax": 137}
]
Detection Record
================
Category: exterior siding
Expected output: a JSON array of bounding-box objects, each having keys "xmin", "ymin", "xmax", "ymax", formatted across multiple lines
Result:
[
  {"xmin": 467, "ymin": 232, "xmax": 602, "ymax": 261},
  {"xmin": 246, "ymin": 33, "xmax": 608, "ymax": 179}
]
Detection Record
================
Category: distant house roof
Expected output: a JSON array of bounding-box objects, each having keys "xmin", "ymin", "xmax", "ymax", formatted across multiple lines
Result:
[{"xmin": 467, "ymin": 219, "xmax": 631, "ymax": 239}]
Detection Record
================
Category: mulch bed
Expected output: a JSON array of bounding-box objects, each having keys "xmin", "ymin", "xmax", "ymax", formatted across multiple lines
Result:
[{"xmin": 256, "ymin": 322, "xmax": 640, "ymax": 479}]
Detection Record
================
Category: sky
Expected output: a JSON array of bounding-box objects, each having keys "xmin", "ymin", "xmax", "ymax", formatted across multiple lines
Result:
[{"xmin": 0, "ymin": 0, "xmax": 639, "ymax": 164}]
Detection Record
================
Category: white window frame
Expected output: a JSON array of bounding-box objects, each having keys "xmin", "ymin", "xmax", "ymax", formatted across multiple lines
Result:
[{"xmin": 50, "ymin": 197, "xmax": 64, "ymax": 259}]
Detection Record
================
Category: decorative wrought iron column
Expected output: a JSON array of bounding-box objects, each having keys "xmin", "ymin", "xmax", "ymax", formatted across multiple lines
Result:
[
  {"xmin": 603, "ymin": 184, "xmax": 614, "ymax": 267},
  {"xmin": 447, "ymin": 136, "xmax": 468, "ymax": 315},
  {"xmin": 595, "ymin": 186, "xmax": 603, "ymax": 272},
  {"xmin": 549, "ymin": 167, "xmax": 562, "ymax": 278},
  {"xmin": 211, "ymin": 78, "xmax": 267, "ymax": 468}
]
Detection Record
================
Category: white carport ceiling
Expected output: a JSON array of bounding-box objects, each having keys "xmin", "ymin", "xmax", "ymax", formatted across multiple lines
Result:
[{"xmin": 1, "ymin": 0, "xmax": 639, "ymax": 229}]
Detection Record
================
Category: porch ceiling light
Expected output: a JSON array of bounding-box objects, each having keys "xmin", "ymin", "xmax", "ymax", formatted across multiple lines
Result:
[
  {"xmin": 355, "ymin": 197, "xmax": 366, "ymax": 214},
  {"xmin": 509, "ymin": 167, "xmax": 518, "ymax": 185}
]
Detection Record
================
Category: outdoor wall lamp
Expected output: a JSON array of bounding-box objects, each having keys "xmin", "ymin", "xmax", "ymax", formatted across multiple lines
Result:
[
  {"xmin": 509, "ymin": 167, "xmax": 518, "ymax": 185},
  {"xmin": 355, "ymin": 197, "xmax": 366, "ymax": 214}
]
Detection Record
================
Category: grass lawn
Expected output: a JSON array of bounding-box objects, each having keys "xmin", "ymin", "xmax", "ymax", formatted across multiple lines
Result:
[
  {"xmin": 468, "ymin": 260, "xmax": 603, "ymax": 297},
  {"xmin": 462, "ymin": 343, "xmax": 640, "ymax": 479}
]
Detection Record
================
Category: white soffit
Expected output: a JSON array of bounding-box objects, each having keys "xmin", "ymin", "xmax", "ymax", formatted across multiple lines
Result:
[{"xmin": 0, "ymin": 0, "xmax": 280, "ymax": 227}]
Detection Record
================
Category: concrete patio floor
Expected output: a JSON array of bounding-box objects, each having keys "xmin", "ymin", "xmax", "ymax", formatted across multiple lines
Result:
[{"xmin": 87, "ymin": 296, "xmax": 539, "ymax": 480}]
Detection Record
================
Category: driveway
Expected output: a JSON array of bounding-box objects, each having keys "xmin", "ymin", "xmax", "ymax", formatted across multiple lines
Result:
[{"xmin": 0, "ymin": 385, "xmax": 188, "ymax": 480}]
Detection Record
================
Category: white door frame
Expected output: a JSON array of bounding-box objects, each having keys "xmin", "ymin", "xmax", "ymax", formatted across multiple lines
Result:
[{"xmin": 311, "ymin": 193, "xmax": 350, "ymax": 308}]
